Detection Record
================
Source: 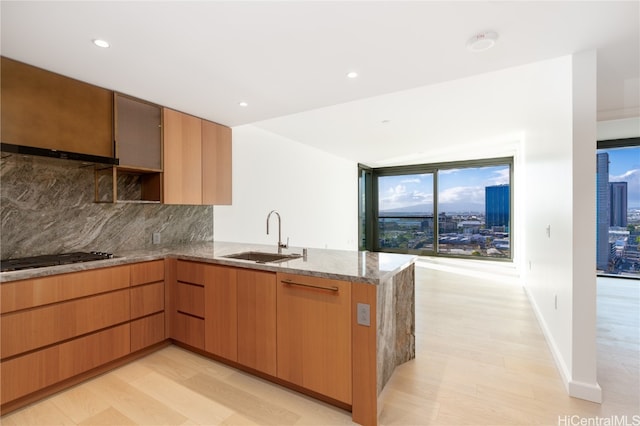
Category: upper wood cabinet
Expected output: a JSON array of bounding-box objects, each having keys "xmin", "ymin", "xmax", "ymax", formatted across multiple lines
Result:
[
  {"xmin": 163, "ymin": 108, "xmax": 232, "ymax": 205},
  {"xmin": 163, "ymin": 108, "xmax": 203, "ymax": 205},
  {"xmin": 202, "ymin": 120, "xmax": 232, "ymax": 205},
  {"xmin": 0, "ymin": 57, "xmax": 113, "ymax": 158},
  {"xmin": 115, "ymin": 94, "xmax": 162, "ymax": 171}
]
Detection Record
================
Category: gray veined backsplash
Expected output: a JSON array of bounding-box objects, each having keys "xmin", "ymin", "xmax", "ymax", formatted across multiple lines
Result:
[{"xmin": 1, "ymin": 154, "xmax": 213, "ymax": 259}]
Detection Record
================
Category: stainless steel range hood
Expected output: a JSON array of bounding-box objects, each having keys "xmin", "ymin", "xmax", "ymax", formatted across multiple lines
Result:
[{"xmin": 1, "ymin": 143, "xmax": 119, "ymax": 166}]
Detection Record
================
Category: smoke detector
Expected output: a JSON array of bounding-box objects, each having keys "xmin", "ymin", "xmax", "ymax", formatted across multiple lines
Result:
[{"xmin": 466, "ymin": 31, "xmax": 499, "ymax": 52}]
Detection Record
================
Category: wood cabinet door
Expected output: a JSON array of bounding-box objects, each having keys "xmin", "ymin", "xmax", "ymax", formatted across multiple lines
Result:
[
  {"xmin": 204, "ymin": 265, "xmax": 237, "ymax": 361},
  {"xmin": 115, "ymin": 94, "xmax": 162, "ymax": 170},
  {"xmin": 201, "ymin": 120, "xmax": 232, "ymax": 205},
  {"xmin": 237, "ymin": 269, "xmax": 276, "ymax": 375},
  {"xmin": 1, "ymin": 57, "xmax": 113, "ymax": 157},
  {"xmin": 163, "ymin": 108, "xmax": 202, "ymax": 204},
  {"xmin": 276, "ymin": 273, "xmax": 352, "ymax": 404}
]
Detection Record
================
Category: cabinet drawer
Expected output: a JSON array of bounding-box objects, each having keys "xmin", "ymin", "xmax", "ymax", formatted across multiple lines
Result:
[
  {"xmin": 131, "ymin": 260, "xmax": 165, "ymax": 286},
  {"xmin": 130, "ymin": 282, "xmax": 164, "ymax": 319},
  {"xmin": 176, "ymin": 282, "xmax": 204, "ymax": 318},
  {"xmin": 131, "ymin": 312, "xmax": 165, "ymax": 352},
  {"xmin": 1, "ymin": 265, "xmax": 130, "ymax": 314},
  {"xmin": 1, "ymin": 289, "xmax": 130, "ymax": 359},
  {"xmin": 0, "ymin": 323, "xmax": 130, "ymax": 405},
  {"xmin": 177, "ymin": 260, "xmax": 205, "ymax": 285},
  {"xmin": 173, "ymin": 312, "xmax": 204, "ymax": 349}
]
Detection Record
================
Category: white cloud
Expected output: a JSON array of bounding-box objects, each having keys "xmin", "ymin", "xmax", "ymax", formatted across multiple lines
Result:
[
  {"xmin": 438, "ymin": 185, "xmax": 484, "ymax": 204},
  {"xmin": 379, "ymin": 183, "xmax": 432, "ymax": 210},
  {"xmin": 488, "ymin": 168, "xmax": 510, "ymax": 186}
]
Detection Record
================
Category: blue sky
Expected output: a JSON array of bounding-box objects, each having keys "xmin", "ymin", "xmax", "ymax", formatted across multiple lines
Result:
[
  {"xmin": 378, "ymin": 165, "xmax": 508, "ymax": 212},
  {"xmin": 599, "ymin": 146, "xmax": 640, "ymax": 208}
]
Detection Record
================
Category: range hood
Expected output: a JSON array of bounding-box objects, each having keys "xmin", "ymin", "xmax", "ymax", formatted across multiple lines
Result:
[{"xmin": 1, "ymin": 143, "xmax": 119, "ymax": 166}]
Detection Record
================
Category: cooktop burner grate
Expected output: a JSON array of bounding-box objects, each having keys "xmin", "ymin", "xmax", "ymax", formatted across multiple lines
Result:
[{"xmin": 0, "ymin": 251, "xmax": 114, "ymax": 272}]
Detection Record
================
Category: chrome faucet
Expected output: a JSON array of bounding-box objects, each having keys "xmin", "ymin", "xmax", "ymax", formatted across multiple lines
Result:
[{"xmin": 266, "ymin": 210, "xmax": 288, "ymax": 252}]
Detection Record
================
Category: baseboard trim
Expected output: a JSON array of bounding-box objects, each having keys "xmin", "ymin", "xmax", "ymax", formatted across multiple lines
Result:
[
  {"xmin": 523, "ymin": 285, "xmax": 571, "ymax": 388},
  {"xmin": 522, "ymin": 285, "xmax": 602, "ymax": 403},
  {"xmin": 569, "ymin": 380, "xmax": 602, "ymax": 403}
]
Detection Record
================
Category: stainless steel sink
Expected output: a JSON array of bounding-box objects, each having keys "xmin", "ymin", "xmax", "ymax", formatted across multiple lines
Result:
[{"xmin": 223, "ymin": 251, "xmax": 301, "ymax": 264}]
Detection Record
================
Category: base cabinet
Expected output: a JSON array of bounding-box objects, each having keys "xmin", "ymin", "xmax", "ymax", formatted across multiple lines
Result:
[
  {"xmin": 0, "ymin": 260, "xmax": 167, "ymax": 410},
  {"xmin": 173, "ymin": 312, "xmax": 205, "ymax": 349},
  {"xmin": 130, "ymin": 260, "xmax": 166, "ymax": 352},
  {"xmin": 173, "ymin": 261, "xmax": 206, "ymax": 349},
  {"xmin": 204, "ymin": 265, "xmax": 238, "ymax": 361},
  {"xmin": 131, "ymin": 313, "xmax": 165, "ymax": 353},
  {"xmin": 236, "ymin": 269, "xmax": 277, "ymax": 376},
  {"xmin": 276, "ymin": 272, "xmax": 352, "ymax": 404},
  {"xmin": 0, "ymin": 324, "xmax": 130, "ymax": 405}
]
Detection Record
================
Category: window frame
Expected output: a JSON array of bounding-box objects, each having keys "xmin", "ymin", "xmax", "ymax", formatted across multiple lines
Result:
[
  {"xmin": 360, "ymin": 156, "xmax": 514, "ymax": 261},
  {"xmin": 596, "ymin": 137, "xmax": 640, "ymax": 278}
]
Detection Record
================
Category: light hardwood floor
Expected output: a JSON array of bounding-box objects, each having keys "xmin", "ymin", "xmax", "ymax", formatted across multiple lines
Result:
[{"xmin": 2, "ymin": 266, "xmax": 638, "ymax": 425}]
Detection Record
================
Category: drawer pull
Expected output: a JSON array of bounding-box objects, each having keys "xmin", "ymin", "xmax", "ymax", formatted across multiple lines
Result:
[{"xmin": 281, "ymin": 279, "xmax": 339, "ymax": 292}]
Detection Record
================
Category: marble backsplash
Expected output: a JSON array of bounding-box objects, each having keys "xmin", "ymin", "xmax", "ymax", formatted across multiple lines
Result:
[{"xmin": 1, "ymin": 154, "xmax": 213, "ymax": 259}]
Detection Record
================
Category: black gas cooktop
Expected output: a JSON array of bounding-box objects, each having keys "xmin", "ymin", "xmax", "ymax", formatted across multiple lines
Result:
[{"xmin": 0, "ymin": 251, "xmax": 115, "ymax": 272}]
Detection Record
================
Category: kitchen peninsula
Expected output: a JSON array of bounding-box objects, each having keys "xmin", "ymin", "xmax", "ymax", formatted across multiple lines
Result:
[{"xmin": 0, "ymin": 242, "xmax": 416, "ymax": 426}]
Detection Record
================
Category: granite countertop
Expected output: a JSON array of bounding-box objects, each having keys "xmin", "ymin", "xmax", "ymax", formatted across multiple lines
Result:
[{"xmin": 0, "ymin": 241, "xmax": 417, "ymax": 284}]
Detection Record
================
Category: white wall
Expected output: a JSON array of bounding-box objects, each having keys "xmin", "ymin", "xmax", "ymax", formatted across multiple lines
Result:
[
  {"xmin": 570, "ymin": 50, "xmax": 599, "ymax": 400},
  {"xmin": 213, "ymin": 125, "xmax": 358, "ymax": 250},
  {"xmin": 597, "ymin": 117, "xmax": 640, "ymax": 140},
  {"xmin": 521, "ymin": 52, "xmax": 601, "ymax": 402}
]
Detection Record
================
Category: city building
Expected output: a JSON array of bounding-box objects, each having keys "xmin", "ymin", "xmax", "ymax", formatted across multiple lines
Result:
[
  {"xmin": 596, "ymin": 153, "xmax": 610, "ymax": 270},
  {"xmin": 609, "ymin": 181, "xmax": 628, "ymax": 227},
  {"xmin": 485, "ymin": 184, "xmax": 510, "ymax": 230}
]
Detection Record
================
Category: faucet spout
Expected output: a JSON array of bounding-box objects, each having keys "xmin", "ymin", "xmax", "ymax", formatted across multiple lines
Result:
[{"xmin": 266, "ymin": 210, "xmax": 287, "ymax": 251}]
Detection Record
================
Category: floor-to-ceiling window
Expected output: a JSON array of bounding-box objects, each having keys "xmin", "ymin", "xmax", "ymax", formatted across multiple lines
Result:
[
  {"xmin": 360, "ymin": 157, "xmax": 513, "ymax": 260},
  {"xmin": 377, "ymin": 172, "xmax": 434, "ymax": 252},
  {"xmin": 596, "ymin": 138, "xmax": 639, "ymax": 278}
]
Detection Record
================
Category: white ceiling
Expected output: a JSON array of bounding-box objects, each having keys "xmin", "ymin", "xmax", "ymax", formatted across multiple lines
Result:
[{"xmin": 2, "ymin": 1, "xmax": 638, "ymax": 165}]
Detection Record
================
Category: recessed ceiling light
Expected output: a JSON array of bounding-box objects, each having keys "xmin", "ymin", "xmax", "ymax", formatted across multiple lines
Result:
[
  {"xmin": 466, "ymin": 31, "xmax": 498, "ymax": 52},
  {"xmin": 239, "ymin": 101, "xmax": 248, "ymax": 107},
  {"xmin": 92, "ymin": 39, "xmax": 110, "ymax": 48},
  {"xmin": 347, "ymin": 71, "xmax": 359, "ymax": 79}
]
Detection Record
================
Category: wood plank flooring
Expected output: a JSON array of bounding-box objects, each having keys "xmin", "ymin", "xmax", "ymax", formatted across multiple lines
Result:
[{"xmin": 2, "ymin": 266, "xmax": 638, "ymax": 425}]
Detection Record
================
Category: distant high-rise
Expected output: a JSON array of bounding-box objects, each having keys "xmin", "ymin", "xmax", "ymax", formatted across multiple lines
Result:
[
  {"xmin": 485, "ymin": 185, "xmax": 509, "ymax": 229},
  {"xmin": 609, "ymin": 181, "xmax": 628, "ymax": 227},
  {"xmin": 596, "ymin": 153, "xmax": 610, "ymax": 270}
]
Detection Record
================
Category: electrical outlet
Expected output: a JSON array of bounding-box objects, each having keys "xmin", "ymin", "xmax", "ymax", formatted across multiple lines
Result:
[
  {"xmin": 357, "ymin": 303, "xmax": 370, "ymax": 327},
  {"xmin": 555, "ymin": 294, "xmax": 558, "ymax": 310},
  {"xmin": 152, "ymin": 232, "xmax": 161, "ymax": 245},
  {"xmin": 546, "ymin": 225, "xmax": 551, "ymax": 238}
]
